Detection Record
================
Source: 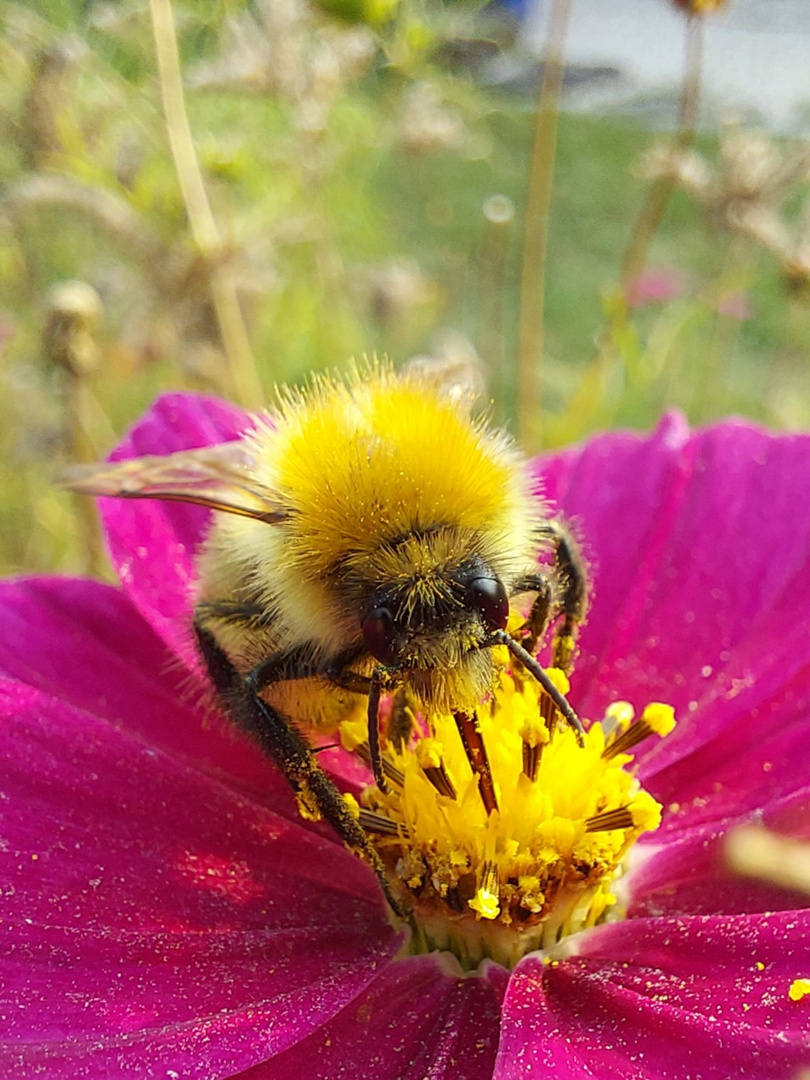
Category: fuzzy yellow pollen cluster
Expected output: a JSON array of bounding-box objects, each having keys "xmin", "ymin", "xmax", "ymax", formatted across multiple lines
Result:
[
  {"xmin": 642, "ymin": 703, "xmax": 677, "ymax": 737},
  {"xmin": 350, "ymin": 664, "xmax": 676, "ymax": 969},
  {"xmin": 789, "ymin": 978, "xmax": 810, "ymax": 1002}
]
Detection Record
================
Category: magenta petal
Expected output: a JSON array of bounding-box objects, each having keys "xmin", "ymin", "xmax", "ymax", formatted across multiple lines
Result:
[
  {"xmin": 243, "ymin": 956, "xmax": 508, "ymax": 1080},
  {"xmin": 644, "ymin": 672, "xmax": 810, "ymax": 836},
  {"xmin": 536, "ymin": 412, "xmax": 691, "ymax": 710},
  {"xmin": 101, "ymin": 393, "xmax": 253, "ymax": 660},
  {"xmin": 0, "ymin": 681, "xmax": 399, "ymax": 1077},
  {"xmin": 638, "ymin": 543, "xmax": 810, "ymax": 831},
  {"xmin": 630, "ymin": 786, "xmax": 810, "ymax": 918},
  {"xmin": 541, "ymin": 418, "xmax": 810, "ymax": 715},
  {"xmin": 0, "ymin": 576, "xmax": 291, "ymax": 807},
  {"xmin": 540, "ymin": 419, "xmax": 810, "ymax": 807},
  {"xmin": 497, "ymin": 913, "xmax": 810, "ymax": 1080}
]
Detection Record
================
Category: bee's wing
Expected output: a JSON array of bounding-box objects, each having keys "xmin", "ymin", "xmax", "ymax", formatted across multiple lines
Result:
[
  {"xmin": 58, "ymin": 440, "xmax": 289, "ymax": 524},
  {"xmin": 400, "ymin": 345, "xmax": 486, "ymax": 406}
]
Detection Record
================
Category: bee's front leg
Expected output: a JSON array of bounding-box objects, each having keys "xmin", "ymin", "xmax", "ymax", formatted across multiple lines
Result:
[{"xmin": 193, "ymin": 623, "xmax": 405, "ymax": 918}]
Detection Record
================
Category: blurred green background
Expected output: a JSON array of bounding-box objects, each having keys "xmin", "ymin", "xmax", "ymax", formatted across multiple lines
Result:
[{"xmin": 3, "ymin": 0, "xmax": 810, "ymax": 575}]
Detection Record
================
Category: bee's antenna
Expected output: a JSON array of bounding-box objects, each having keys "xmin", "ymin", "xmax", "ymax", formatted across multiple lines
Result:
[{"xmin": 486, "ymin": 629, "xmax": 586, "ymax": 746}]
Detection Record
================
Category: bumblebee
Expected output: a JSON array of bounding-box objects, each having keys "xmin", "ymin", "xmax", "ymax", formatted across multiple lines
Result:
[{"xmin": 62, "ymin": 365, "xmax": 588, "ymax": 914}]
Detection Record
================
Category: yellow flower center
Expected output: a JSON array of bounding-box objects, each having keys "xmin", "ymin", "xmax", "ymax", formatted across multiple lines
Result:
[{"xmin": 341, "ymin": 649, "xmax": 676, "ymax": 970}]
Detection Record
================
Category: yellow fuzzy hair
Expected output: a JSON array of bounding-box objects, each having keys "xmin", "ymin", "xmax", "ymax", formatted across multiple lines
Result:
[
  {"xmin": 199, "ymin": 365, "xmax": 544, "ymax": 699},
  {"xmin": 248, "ymin": 365, "xmax": 537, "ymax": 579}
]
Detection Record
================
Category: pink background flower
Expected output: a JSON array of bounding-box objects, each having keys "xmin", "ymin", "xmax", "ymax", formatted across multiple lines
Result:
[{"xmin": 2, "ymin": 394, "xmax": 809, "ymax": 1078}]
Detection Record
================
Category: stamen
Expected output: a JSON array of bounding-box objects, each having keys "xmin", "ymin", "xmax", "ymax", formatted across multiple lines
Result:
[
  {"xmin": 585, "ymin": 806, "xmax": 634, "ymax": 832},
  {"xmin": 520, "ymin": 716, "xmax": 549, "ymax": 781},
  {"xmin": 357, "ymin": 808, "xmax": 407, "ymax": 838},
  {"xmin": 416, "ymin": 739, "xmax": 457, "ymax": 799},
  {"xmin": 602, "ymin": 703, "xmax": 676, "ymax": 759},
  {"xmin": 469, "ymin": 860, "xmax": 500, "ymax": 920},
  {"xmin": 351, "ymin": 741, "xmax": 405, "ymax": 787},
  {"xmin": 344, "ymin": 792, "xmax": 409, "ymax": 838},
  {"xmin": 489, "ymin": 629, "xmax": 586, "ymax": 745},
  {"xmin": 453, "ymin": 709, "xmax": 498, "ymax": 815},
  {"xmin": 355, "ymin": 659, "xmax": 676, "ymax": 970},
  {"xmin": 600, "ymin": 700, "xmax": 635, "ymax": 740}
]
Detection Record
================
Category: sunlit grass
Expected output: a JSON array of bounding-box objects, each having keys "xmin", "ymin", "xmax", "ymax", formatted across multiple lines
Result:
[{"xmin": 3, "ymin": 1, "xmax": 810, "ymax": 575}]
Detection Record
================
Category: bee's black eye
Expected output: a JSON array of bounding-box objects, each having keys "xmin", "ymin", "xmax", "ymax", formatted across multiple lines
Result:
[
  {"xmin": 468, "ymin": 576, "xmax": 509, "ymax": 632},
  {"xmin": 362, "ymin": 607, "xmax": 399, "ymax": 665}
]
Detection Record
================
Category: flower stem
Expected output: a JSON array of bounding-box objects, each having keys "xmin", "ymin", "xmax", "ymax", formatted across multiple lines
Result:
[
  {"xmin": 42, "ymin": 282, "xmax": 108, "ymax": 577},
  {"xmin": 516, "ymin": 0, "xmax": 572, "ymax": 450},
  {"xmin": 619, "ymin": 13, "xmax": 704, "ymax": 290},
  {"xmin": 149, "ymin": 0, "xmax": 263, "ymax": 408}
]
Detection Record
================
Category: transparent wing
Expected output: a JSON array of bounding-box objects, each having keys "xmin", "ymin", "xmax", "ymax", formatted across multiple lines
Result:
[
  {"xmin": 400, "ymin": 340, "xmax": 487, "ymax": 406},
  {"xmin": 57, "ymin": 440, "xmax": 289, "ymax": 524}
]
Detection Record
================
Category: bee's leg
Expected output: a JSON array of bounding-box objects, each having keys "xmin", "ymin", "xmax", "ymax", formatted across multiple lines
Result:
[
  {"xmin": 362, "ymin": 664, "xmax": 407, "ymax": 797},
  {"xmin": 519, "ymin": 520, "xmax": 588, "ymax": 674},
  {"xmin": 193, "ymin": 624, "xmax": 405, "ymax": 918},
  {"xmin": 197, "ymin": 602, "xmax": 370, "ymax": 695},
  {"xmin": 324, "ymin": 664, "xmax": 370, "ymax": 695},
  {"xmin": 545, "ymin": 520, "xmax": 588, "ymax": 674},
  {"xmin": 367, "ymin": 667, "xmax": 388, "ymax": 795},
  {"xmin": 512, "ymin": 572, "xmax": 554, "ymax": 656}
]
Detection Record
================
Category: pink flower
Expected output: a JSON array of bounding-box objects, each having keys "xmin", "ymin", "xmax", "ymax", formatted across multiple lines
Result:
[
  {"xmin": 715, "ymin": 289, "xmax": 754, "ymax": 320},
  {"xmin": 3, "ymin": 394, "xmax": 810, "ymax": 1078},
  {"xmin": 624, "ymin": 268, "xmax": 684, "ymax": 308}
]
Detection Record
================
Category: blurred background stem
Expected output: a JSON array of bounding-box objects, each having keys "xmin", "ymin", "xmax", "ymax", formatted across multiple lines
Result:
[
  {"xmin": 516, "ymin": 0, "xmax": 572, "ymax": 449},
  {"xmin": 149, "ymin": 0, "xmax": 263, "ymax": 409},
  {"xmin": 619, "ymin": 12, "xmax": 704, "ymax": 291},
  {"xmin": 42, "ymin": 282, "xmax": 106, "ymax": 576}
]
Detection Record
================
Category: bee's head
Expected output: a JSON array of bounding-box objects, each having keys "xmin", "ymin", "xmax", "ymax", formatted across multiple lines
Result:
[{"xmin": 360, "ymin": 555, "xmax": 510, "ymax": 669}]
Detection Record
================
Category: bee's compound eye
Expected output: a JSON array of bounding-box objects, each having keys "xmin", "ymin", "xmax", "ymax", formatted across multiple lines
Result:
[
  {"xmin": 362, "ymin": 607, "xmax": 399, "ymax": 665},
  {"xmin": 468, "ymin": 576, "xmax": 509, "ymax": 632}
]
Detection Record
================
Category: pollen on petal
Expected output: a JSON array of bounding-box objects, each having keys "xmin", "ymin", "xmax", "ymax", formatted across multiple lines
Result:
[{"xmin": 789, "ymin": 978, "xmax": 810, "ymax": 1002}]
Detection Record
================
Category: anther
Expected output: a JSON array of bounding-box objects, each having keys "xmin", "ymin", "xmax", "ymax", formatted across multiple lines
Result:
[
  {"xmin": 602, "ymin": 703, "xmax": 676, "ymax": 760},
  {"xmin": 470, "ymin": 859, "xmax": 500, "ymax": 920},
  {"xmin": 416, "ymin": 740, "xmax": 458, "ymax": 799},
  {"xmin": 520, "ymin": 718, "xmax": 549, "ymax": 782},
  {"xmin": 600, "ymin": 701, "xmax": 635, "ymax": 740}
]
